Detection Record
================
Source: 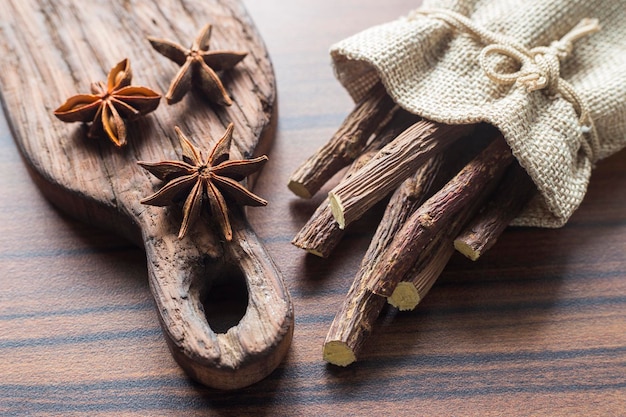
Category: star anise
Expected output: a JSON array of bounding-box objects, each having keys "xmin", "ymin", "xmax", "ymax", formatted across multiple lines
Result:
[
  {"xmin": 54, "ymin": 59, "xmax": 161, "ymax": 147},
  {"xmin": 138, "ymin": 123, "xmax": 267, "ymax": 240},
  {"xmin": 148, "ymin": 23, "xmax": 247, "ymax": 106}
]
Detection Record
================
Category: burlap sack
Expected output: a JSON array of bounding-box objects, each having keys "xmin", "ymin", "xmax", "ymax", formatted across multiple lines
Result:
[{"xmin": 330, "ymin": 0, "xmax": 626, "ymax": 227}]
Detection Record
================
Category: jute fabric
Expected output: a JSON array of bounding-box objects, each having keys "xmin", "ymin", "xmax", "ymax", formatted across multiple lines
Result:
[{"xmin": 331, "ymin": 0, "xmax": 626, "ymax": 227}]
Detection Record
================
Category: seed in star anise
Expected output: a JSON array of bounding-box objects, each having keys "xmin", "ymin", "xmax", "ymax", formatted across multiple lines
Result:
[
  {"xmin": 54, "ymin": 59, "xmax": 161, "ymax": 147},
  {"xmin": 138, "ymin": 123, "xmax": 267, "ymax": 240}
]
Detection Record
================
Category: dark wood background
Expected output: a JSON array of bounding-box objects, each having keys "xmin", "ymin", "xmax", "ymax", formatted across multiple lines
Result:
[{"xmin": 1, "ymin": 0, "xmax": 625, "ymax": 415}]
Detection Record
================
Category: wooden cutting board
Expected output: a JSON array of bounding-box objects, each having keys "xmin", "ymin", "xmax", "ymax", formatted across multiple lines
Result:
[{"xmin": 0, "ymin": 0, "xmax": 293, "ymax": 390}]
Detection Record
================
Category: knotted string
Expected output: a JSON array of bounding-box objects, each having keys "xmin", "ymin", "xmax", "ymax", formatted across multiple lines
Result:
[{"xmin": 410, "ymin": 8, "xmax": 601, "ymax": 161}]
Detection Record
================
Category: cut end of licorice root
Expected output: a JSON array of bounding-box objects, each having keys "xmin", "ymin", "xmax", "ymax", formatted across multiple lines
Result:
[
  {"xmin": 291, "ymin": 239, "xmax": 325, "ymax": 258},
  {"xmin": 323, "ymin": 341, "xmax": 357, "ymax": 366},
  {"xmin": 328, "ymin": 192, "xmax": 346, "ymax": 229},
  {"xmin": 287, "ymin": 180, "xmax": 313, "ymax": 199},
  {"xmin": 387, "ymin": 282, "xmax": 421, "ymax": 311},
  {"xmin": 305, "ymin": 248, "xmax": 325, "ymax": 257},
  {"xmin": 453, "ymin": 238, "xmax": 481, "ymax": 261}
]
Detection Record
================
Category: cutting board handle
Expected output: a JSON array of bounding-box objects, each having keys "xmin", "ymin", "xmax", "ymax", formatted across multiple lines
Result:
[{"xmin": 142, "ymin": 206, "xmax": 293, "ymax": 390}]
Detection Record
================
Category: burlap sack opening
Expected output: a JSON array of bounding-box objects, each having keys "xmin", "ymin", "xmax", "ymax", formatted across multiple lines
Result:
[{"xmin": 330, "ymin": 0, "xmax": 626, "ymax": 228}]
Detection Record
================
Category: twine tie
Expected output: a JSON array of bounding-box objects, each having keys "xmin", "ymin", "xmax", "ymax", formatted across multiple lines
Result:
[{"xmin": 411, "ymin": 8, "xmax": 601, "ymax": 161}]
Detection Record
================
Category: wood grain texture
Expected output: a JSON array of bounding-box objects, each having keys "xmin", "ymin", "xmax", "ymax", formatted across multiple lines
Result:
[
  {"xmin": 0, "ymin": 0, "xmax": 293, "ymax": 390},
  {"xmin": 1, "ymin": 0, "xmax": 625, "ymax": 415}
]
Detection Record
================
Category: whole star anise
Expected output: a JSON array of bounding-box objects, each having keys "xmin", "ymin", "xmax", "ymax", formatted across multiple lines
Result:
[
  {"xmin": 148, "ymin": 23, "xmax": 247, "ymax": 106},
  {"xmin": 54, "ymin": 59, "xmax": 161, "ymax": 147},
  {"xmin": 138, "ymin": 123, "xmax": 267, "ymax": 240}
]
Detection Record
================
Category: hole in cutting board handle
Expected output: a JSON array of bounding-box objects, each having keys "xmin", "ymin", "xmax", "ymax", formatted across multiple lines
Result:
[{"xmin": 196, "ymin": 260, "xmax": 249, "ymax": 334}]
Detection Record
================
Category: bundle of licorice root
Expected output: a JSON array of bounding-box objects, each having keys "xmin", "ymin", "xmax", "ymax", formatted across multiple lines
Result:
[{"xmin": 288, "ymin": 82, "xmax": 537, "ymax": 366}]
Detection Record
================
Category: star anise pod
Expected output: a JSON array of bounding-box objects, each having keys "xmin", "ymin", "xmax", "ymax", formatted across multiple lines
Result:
[
  {"xmin": 148, "ymin": 23, "xmax": 247, "ymax": 106},
  {"xmin": 138, "ymin": 123, "xmax": 267, "ymax": 240},
  {"xmin": 54, "ymin": 59, "xmax": 161, "ymax": 147}
]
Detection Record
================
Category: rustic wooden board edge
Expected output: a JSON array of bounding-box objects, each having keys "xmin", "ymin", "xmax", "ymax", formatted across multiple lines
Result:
[{"xmin": 0, "ymin": 0, "xmax": 293, "ymax": 390}]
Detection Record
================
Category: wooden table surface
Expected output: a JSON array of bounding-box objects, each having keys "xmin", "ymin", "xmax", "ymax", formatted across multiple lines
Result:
[{"xmin": 1, "ymin": 1, "xmax": 625, "ymax": 415}]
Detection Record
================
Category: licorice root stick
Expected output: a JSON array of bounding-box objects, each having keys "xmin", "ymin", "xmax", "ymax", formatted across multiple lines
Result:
[
  {"xmin": 288, "ymin": 82, "xmax": 395, "ymax": 198},
  {"xmin": 291, "ymin": 111, "xmax": 420, "ymax": 257},
  {"xmin": 291, "ymin": 150, "xmax": 377, "ymax": 257},
  {"xmin": 387, "ymin": 177, "xmax": 495, "ymax": 311},
  {"xmin": 389, "ymin": 159, "xmax": 535, "ymax": 310},
  {"xmin": 329, "ymin": 121, "xmax": 473, "ymax": 229},
  {"xmin": 368, "ymin": 135, "xmax": 514, "ymax": 298},
  {"xmin": 454, "ymin": 162, "xmax": 536, "ymax": 261},
  {"xmin": 323, "ymin": 155, "xmax": 446, "ymax": 366}
]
